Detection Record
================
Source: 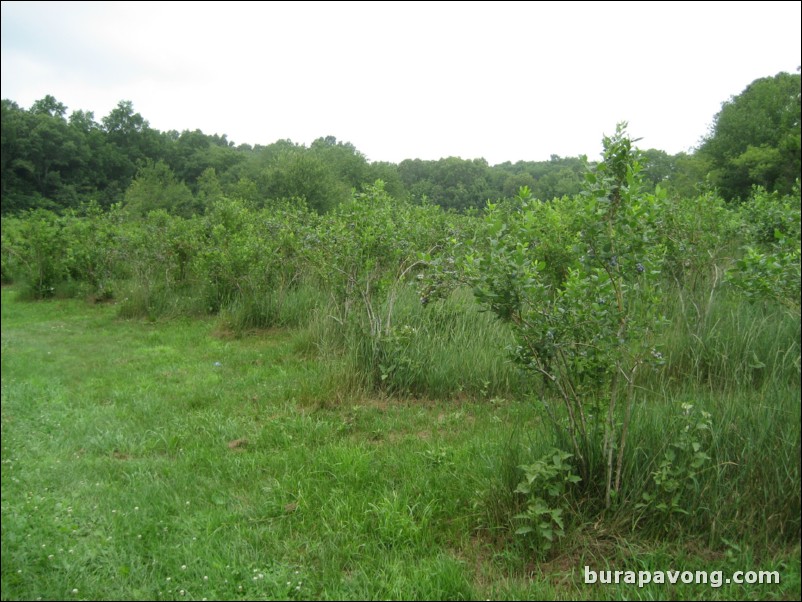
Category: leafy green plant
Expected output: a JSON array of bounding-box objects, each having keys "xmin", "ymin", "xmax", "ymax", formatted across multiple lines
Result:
[
  {"xmin": 737, "ymin": 185, "xmax": 800, "ymax": 248},
  {"xmin": 469, "ymin": 124, "xmax": 667, "ymax": 506},
  {"xmin": 304, "ymin": 182, "xmax": 451, "ymax": 392},
  {"xmin": 636, "ymin": 403, "xmax": 713, "ymax": 527},
  {"xmin": 1, "ymin": 208, "xmax": 79, "ymax": 299},
  {"xmin": 115, "ymin": 210, "xmax": 205, "ymax": 318},
  {"xmin": 514, "ymin": 448, "xmax": 580, "ymax": 555},
  {"xmin": 61, "ymin": 202, "xmax": 125, "ymax": 300},
  {"xmin": 727, "ymin": 186, "xmax": 801, "ymax": 312},
  {"xmin": 727, "ymin": 244, "xmax": 801, "ymax": 311},
  {"xmin": 654, "ymin": 191, "xmax": 737, "ymax": 290},
  {"xmin": 376, "ymin": 324, "xmax": 423, "ymax": 395}
]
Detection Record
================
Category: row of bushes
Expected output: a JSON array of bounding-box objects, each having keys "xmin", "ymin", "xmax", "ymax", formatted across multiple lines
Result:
[{"xmin": 2, "ymin": 170, "xmax": 799, "ymax": 397}]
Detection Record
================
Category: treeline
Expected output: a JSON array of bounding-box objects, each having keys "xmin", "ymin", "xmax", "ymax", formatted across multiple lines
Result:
[
  {"xmin": 0, "ymin": 97, "xmax": 602, "ymax": 214},
  {"xmin": 2, "ymin": 71, "xmax": 798, "ymax": 215}
]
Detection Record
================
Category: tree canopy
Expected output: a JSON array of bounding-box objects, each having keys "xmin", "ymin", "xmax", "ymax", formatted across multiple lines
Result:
[
  {"xmin": 2, "ymin": 72, "xmax": 798, "ymax": 215},
  {"xmin": 700, "ymin": 71, "xmax": 801, "ymax": 200}
]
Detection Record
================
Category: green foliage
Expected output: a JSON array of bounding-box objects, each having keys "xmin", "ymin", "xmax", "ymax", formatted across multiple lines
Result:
[
  {"xmin": 663, "ymin": 151, "xmax": 714, "ymax": 198},
  {"xmin": 636, "ymin": 403, "xmax": 713, "ymax": 527},
  {"xmin": 376, "ymin": 324, "xmax": 425, "ymax": 394},
  {"xmin": 309, "ymin": 135, "xmax": 369, "ymax": 190},
  {"xmin": 193, "ymin": 197, "xmax": 261, "ymax": 313},
  {"xmin": 655, "ymin": 191, "xmax": 737, "ymax": 288},
  {"xmin": 469, "ymin": 125, "xmax": 667, "ymax": 506},
  {"xmin": 513, "ymin": 449, "xmax": 581, "ymax": 556},
  {"xmin": 1, "ymin": 98, "xmax": 89, "ymax": 212},
  {"xmin": 196, "ymin": 197, "xmax": 314, "ymax": 324},
  {"xmin": 304, "ymin": 182, "xmax": 449, "ymax": 392},
  {"xmin": 736, "ymin": 185, "xmax": 801, "ymax": 247},
  {"xmin": 167, "ymin": 129, "xmax": 243, "ymax": 188},
  {"xmin": 727, "ymin": 186, "xmax": 801, "ymax": 311},
  {"xmin": 1, "ymin": 203, "xmax": 123, "ymax": 298},
  {"xmin": 398, "ymin": 157, "xmax": 493, "ymax": 210},
  {"xmin": 116, "ymin": 211, "xmax": 205, "ymax": 319},
  {"xmin": 728, "ymin": 245, "xmax": 801, "ymax": 311},
  {"xmin": 0, "ymin": 209, "xmax": 69, "ymax": 298},
  {"xmin": 657, "ymin": 284, "xmax": 801, "ymax": 392},
  {"xmin": 701, "ymin": 71, "xmax": 801, "ymax": 200},
  {"xmin": 262, "ymin": 150, "xmax": 347, "ymax": 213},
  {"xmin": 2, "ymin": 72, "xmax": 798, "ymax": 218},
  {"xmin": 225, "ymin": 176, "xmax": 260, "ymax": 203},
  {"xmin": 2, "ymin": 124, "xmax": 802, "ymax": 598},
  {"xmin": 61, "ymin": 202, "xmax": 124, "ymax": 300},
  {"xmin": 529, "ymin": 159, "xmax": 584, "ymax": 201},
  {"xmin": 123, "ymin": 160, "xmax": 198, "ymax": 218},
  {"xmin": 2, "ymin": 118, "xmax": 800, "ymax": 562},
  {"xmin": 195, "ymin": 166, "xmax": 224, "ymax": 207}
]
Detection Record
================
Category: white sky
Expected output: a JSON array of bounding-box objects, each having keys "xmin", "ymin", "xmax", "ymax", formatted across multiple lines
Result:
[{"xmin": 1, "ymin": 1, "xmax": 800, "ymax": 164}]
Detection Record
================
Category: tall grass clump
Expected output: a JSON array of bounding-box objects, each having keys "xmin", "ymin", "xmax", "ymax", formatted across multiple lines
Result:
[
  {"xmin": 387, "ymin": 287, "xmax": 526, "ymax": 398},
  {"xmin": 617, "ymin": 385, "xmax": 801, "ymax": 547},
  {"xmin": 217, "ymin": 278, "xmax": 321, "ymax": 332},
  {"xmin": 315, "ymin": 285, "xmax": 526, "ymax": 399},
  {"xmin": 656, "ymin": 285, "xmax": 801, "ymax": 392},
  {"xmin": 622, "ymin": 184, "xmax": 802, "ymax": 546}
]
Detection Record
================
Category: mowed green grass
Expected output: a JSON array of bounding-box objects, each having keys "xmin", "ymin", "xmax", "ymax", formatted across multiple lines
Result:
[{"xmin": 1, "ymin": 286, "xmax": 799, "ymax": 600}]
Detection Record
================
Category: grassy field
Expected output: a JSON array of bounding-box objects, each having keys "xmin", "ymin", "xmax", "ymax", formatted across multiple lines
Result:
[{"xmin": 1, "ymin": 286, "xmax": 800, "ymax": 600}]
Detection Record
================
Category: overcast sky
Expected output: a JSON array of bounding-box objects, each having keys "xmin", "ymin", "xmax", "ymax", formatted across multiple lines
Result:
[{"xmin": 1, "ymin": 1, "xmax": 800, "ymax": 164}]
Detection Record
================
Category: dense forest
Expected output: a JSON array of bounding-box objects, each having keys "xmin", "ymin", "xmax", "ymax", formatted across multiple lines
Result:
[{"xmin": 1, "ymin": 71, "xmax": 799, "ymax": 216}]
